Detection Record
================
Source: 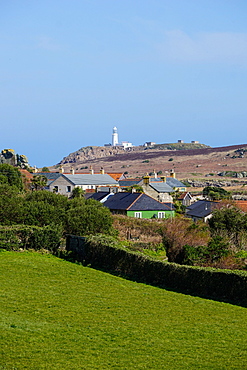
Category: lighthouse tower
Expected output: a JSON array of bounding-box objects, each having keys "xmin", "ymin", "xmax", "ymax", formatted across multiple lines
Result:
[{"xmin": 112, "ymin": 126, "xmax": 119, "ymax": 146}]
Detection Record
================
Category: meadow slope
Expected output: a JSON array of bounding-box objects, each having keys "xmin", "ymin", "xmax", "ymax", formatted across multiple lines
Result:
[{"xmin": 1, "ymin": 251, "xmax": 247, "ymax": 369}]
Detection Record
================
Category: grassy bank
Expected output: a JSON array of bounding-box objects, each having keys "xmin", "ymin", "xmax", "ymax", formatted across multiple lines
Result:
[{"xmin": 1, "ymin": 251, "xmax": 247, "ymax": 369}]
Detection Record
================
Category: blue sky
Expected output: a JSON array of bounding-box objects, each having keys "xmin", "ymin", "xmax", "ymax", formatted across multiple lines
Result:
[{"xmin": 1, "ymin": 0, "xmax": 247, "ymax": 167}]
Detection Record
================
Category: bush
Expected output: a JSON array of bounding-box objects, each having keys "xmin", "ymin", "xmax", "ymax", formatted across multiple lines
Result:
[
  {"xmin": 0, "ymin": 225, "xmax": 62, "ymax": 252},
  {"xmin": 66, "ymin": 204, "xmax": 116, "ymax": 236}
]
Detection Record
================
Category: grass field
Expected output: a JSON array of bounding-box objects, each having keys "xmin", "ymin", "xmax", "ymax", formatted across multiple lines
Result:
[{"xmin": 1, "ymin": 250, "xmax": 247, "ymax": 369}]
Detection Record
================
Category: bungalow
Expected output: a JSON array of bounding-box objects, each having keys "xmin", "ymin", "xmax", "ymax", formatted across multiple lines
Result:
[
  {"xmin": 46, "ymin": 173, "xmax": 119, "ymax": 197},
  {"xmin": 103, "ymin": 192, "xmax": 175, "ymax": 219},
  {"xmin": 186, "ymin": 200, "xmax": 218, "ymax": 222}
]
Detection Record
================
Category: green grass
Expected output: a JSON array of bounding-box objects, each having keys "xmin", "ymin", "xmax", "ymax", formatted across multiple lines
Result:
[{"xmin": 1, "ymin": 251, "xmax": 247, "ymax": 369}]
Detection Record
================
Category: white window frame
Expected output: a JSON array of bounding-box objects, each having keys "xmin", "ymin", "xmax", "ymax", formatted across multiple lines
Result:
[
  {"xmin": 134, "ymin": 212, "xmax": 142, "ymax": 218},
  {"xmin": 158, "ymin": 212, "xmax": 165, "ymax": 219}
]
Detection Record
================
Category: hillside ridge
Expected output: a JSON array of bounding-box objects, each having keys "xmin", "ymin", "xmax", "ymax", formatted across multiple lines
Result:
[{"xmin": 53, "ymin": 143, "xmax": 247, "ymax": 179}]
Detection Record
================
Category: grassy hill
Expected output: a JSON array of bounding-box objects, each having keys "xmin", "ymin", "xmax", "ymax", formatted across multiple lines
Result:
[{"xmin": 1, "ymin": 251, "xmax": 247, "ymax": 369}]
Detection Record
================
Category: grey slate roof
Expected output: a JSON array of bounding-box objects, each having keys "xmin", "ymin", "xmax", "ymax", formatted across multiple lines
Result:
[
  {"xmin": 63, "ymin": 174, "xmax": 118, "ymax": 186},
  {"xmin": 119, "ymin": 179, "xmax": 140, "ymax": 187},
  {"xmin": 104, "ymin": 192, "xmax": 173, "ymax": 211},
  {"xmin": 139, "ymin": 177, "xmax": 186, "ymax": 189},
  {"xmin": 165, "ymin": 178, "xmax": 185, "ymax": 188},
  {"xmin": 34, "ymin": 172, "xmax": 62, "ymax": 187},
  {"xmin": 84, "ymin": 192, "xmax": 112, "ymax": 202},
  {"xmin": 35, "ymin": 172, "xmax": 62, "ymax": 181},
  {"xmin": 149, "ymin": 182, "xmax": 173, "ymax": 193},
  {"xmin": 186, "ymin": 200, "xmax": 217, "ymax": 218}
]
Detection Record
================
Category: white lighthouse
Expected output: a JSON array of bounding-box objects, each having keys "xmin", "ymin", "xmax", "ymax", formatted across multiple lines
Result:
[{"xmin": 112, "ymin": 126, "xmax": 119, "ymax": 146}]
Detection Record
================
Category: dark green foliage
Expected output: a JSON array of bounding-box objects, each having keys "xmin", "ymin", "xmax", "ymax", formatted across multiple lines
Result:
[
  {"xmin": 209, "ymin": 206, "xmax": 244, "ymax": 233},
  {"xmin": 41, "ymin": 167, "xmax": 50, "ymax": 172},
  {"xmin": 182, "ymin": 245, "xmax": 209, "ymax": 266},
  {"xmin": 66, "ymin": 204, "xmax": 115, "ymax": 236},
  {"xmin": 31, "ymin": 175, "xmax": 47, "ymax": 190},
  {"xmin": 0, "ymin": 225, "xmax": 62, "ymax": 251},
  {"xmin": 125, "ymin": 184, "xmax": 144, "ymax": 193},
  {"xmin": 0, "ymin": 163, "xmax": 23, "ymax": 190},
  {"xmin": 182, "ymin": 236, "xmax": 230, "ymax": 266},
  {"xmin": 207, "ymin": 236, "xmax": 231, "ymax": 261},
  {"xmin": 0, "ymin": 186, "xmax": 114, "ymax": 238},
  {"xmin": 71, "ymin": 187, "xmax": 84, "ymax": 198},
  {"xmin": 25, "ymin": 190, "xmax": 69, "ymax": 209},
  {"xmin": 0, "ymin": 184, "xmax": 25, "ymax": 225},
  {"xmin": 203, "ymin": 186, "xmax": 230, "ymax": 200},
  {"xmin": 208, "ymin": 206, "xmax": 247, "ymax": 250}
]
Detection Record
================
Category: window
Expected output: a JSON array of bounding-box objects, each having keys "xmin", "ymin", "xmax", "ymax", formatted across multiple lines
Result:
[
  {"xmin": 53, "ymin": 186, "xmax": 58, "ymax": 193},
  {"xmin": 158, "ymin": 212, "xmax": 165, "ymax": 219},
  {"xmin": 134, "ymin": 212, "xmax": 142, "ymax": 218},
  {"xmin": 66, "ymin": 186, "xmax": 71, "ymax": 192}
]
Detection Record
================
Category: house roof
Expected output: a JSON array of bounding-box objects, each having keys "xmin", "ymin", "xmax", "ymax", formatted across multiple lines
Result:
[
  {"xmin": 165, "ymin": 177, "xmax": 186, "ymax": 188},
  {"xmin": 19, "ymin": 169, "xmax": 34, "ymax": 182},
  {"xmin": 186, "ymin": 200, "xmax": 217, "ymax": 218},
  {"xmin": 104, "ymin": 192, "xmax": 173, "ymax": 211},
  {"xmin": 234, "ymin": 201, "xmax": 247, "ymax": 212},
  {"xmin": 63, "ymin": 174, "xmax": 119, "ymax": 186},
  {"xmin": 107, "ymin": 173, "xmax": 125, "ymax": 181},
  {"xmin": 35, "ymin": 172, "xmax": 62, "ymax": 181},
  {"xmin": 139, "ymin": 176, "xmax": 186, "ymax": 188},
  {"xmin": 149, "ymin": 182, "xmax": 174, "ymax": 193},
  {"xmin": 119, "ymin": 179, "xmax": 141, "ymax": 187},
  {"xmin": 177, "ymin": 192, "xmax": 192, "ymax": 200},
  {"xmin": 84, "ymin": 192, "xmax": 113, "ymax": 202}
]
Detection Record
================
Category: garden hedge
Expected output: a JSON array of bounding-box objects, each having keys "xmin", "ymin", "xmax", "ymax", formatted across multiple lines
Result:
[
  {"xmin": 66, "ymin": 234, "xmax": 247, "ymax": 307},
  {"xmin": 0, "ymin": 225, "xmax": 62, "ymax": 252}
]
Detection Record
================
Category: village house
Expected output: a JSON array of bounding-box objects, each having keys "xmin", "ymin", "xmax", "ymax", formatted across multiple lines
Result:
[
  {"xmin": 36, "ymin": 173, "xmax": 119, "ymax": 197},
  {"xmin": 103, "ymin": 192, "xmax": 175, "ymax": 219},
  {"xmin": 186, "ymin": 200, "xmax": 218, "ymax": 222}
]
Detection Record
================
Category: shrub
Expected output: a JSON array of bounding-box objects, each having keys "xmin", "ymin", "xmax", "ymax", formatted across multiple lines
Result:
[{"xmin": 0, "ymin": 225, "xmax": 62, "ymax": 252}]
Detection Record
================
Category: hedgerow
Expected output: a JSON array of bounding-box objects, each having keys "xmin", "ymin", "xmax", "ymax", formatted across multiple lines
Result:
[{"xmin": 66, "ymin": 234, "xmax": 247, "ymax": 307}]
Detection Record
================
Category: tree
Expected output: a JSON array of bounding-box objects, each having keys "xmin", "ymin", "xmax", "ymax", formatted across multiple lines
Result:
[
  {"xmin": 0, "ymin": 164, "xmax": 23, "ymax": 190},
  {"xmin": 208, "ymin": 206, "xmax": 246, "ymax": 249},
  {"xmin": 125, "ymin": 184, "xmax": 144, "ymax": 193},
  {"xmin": 66, "ymin": 203, "xmax": 114, "ymax": 236},
  {"xmin": 71, "ymin": 187, "xmax": 85, "ymax": 198},
  {"xmin": 31, "ymin": 175, "xmax": 47, "ymax": 191},
  {"xmin": 203, "ymin": 186, "xmax": 230, "ymax": 200},
  {"xmin": 41, "ymin": 167, "xmax": 50, "ymax": 172}
]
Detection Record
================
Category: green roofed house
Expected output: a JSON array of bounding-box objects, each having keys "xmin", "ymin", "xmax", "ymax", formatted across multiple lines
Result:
[{"xmin": 103, "ymin": 192, "xmax": 175, "ymax": 219}]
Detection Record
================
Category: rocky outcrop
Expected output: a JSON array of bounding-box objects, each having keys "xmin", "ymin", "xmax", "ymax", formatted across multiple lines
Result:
[
  {"xmin": 0, "ymin": 149, "xmax": 29, "ymax": 168},
  {"xmin": 59, "ymin": 146, "xmax": 134, "ymax": 164},
  {"xmin": 186, "ymin": 179, "xmax": 243, "ymax": 188}
]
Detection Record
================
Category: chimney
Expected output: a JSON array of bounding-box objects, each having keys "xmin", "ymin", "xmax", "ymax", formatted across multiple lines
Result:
[
  {"xmin": 59, "ymin": 166, "xmax": 64, "ymax": 174},
  {"xmin": 70, "ymin": 167, "xmax": 75, "ymax": 175},
  {"xmin": 90, "ymin": 166, "xmax": 94, "ymax": 175},
  {"xmin": 160, "ymin": 176, "xmax": 166, "ymax": 183},
  {"xmin": 100, "ymin": 167, "xmax": 105, "ymax": 175},
  {"xmin": 153, "ymin": 169, "xmax": 157, "ymax": 179},
  {"xmin": 143, "ymin": 174, "xmax": 150, "ymax": 185},
  {"xmin": 33, "ymin": 166, "xmax": 38, "ymax": 173},
  {"xmin": 170, "ymin": 170, "xmax": 176, "ymax": 178}
]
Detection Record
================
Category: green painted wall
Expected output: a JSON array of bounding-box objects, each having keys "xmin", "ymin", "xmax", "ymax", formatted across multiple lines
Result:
[{"xmin": 127, "ymin": 210, "xmax": 175, "ymax": 219}]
